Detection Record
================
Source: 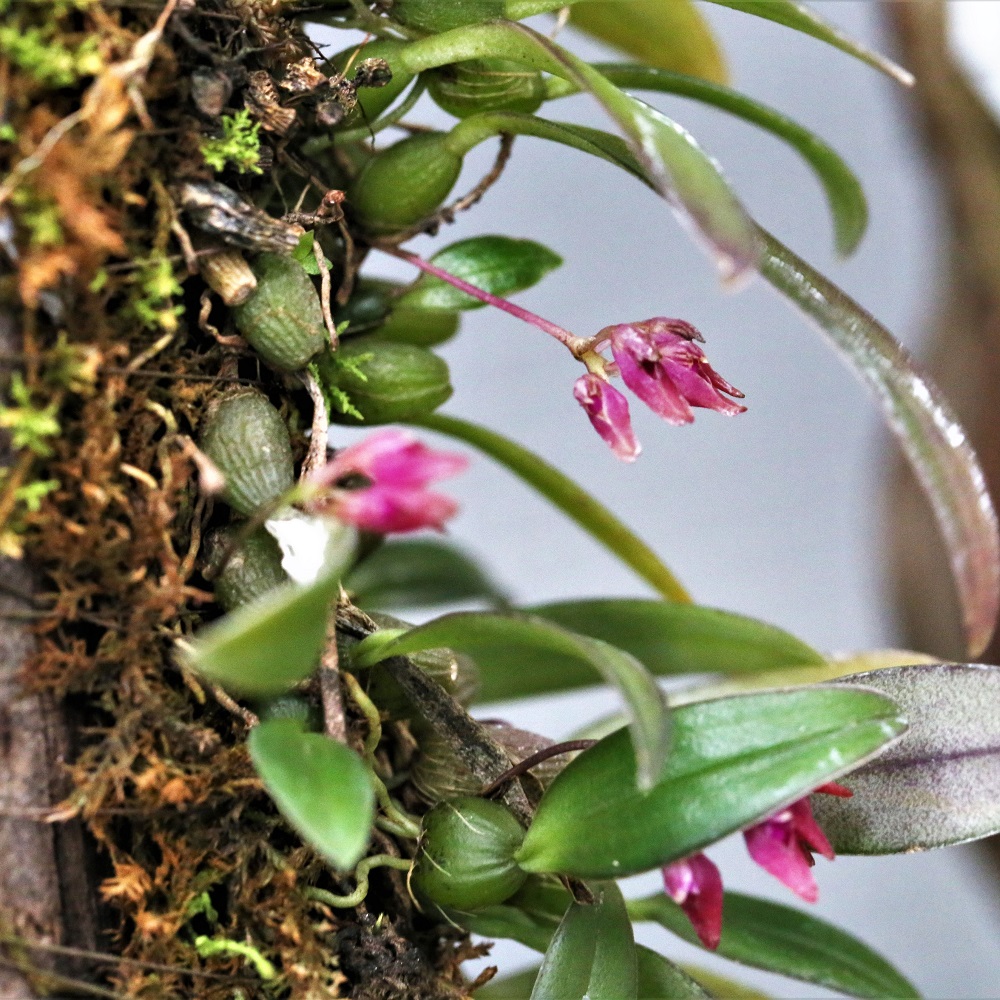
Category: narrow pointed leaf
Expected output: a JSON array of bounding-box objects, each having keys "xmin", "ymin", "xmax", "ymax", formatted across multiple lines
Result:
[
  {"xmin": 516, "ymin": 687, "xmax": 905, "ymax": 879},
  {"xmin": 568, "ymin": 0, "xmax": 727, "ymax": 84},
  {"xmin": 478, "ymin": 967, "xmax": 543, "ymax": 1000},
  {"xmin": 413, "ymin": 413, "xmax": 690, "ymax": 603},
  {"xmin": 182, "ymin": 570, "xmax": 341, "ymax": 696},
  {"xmin": 681, "ymin": 967, "xmax": 773, "ymax": 1000},
  {"xmin": 530, "ymin": 598, "xmax": 824, "ymax": 680},
  {"xmin": 530, "ymin": 882, "xmax": 637, "ymax": 1000},
  {"xmin": 759, "ymin": 228, "xmax": 1000, "ymax": 656},
  {"xmin": 448, "ymin": 902, "xmax": 562, "ymax": 953},
  {"xmin": 352, "ymin": 611, "xmax": 671, "ymax": 790},
  {"xmin": 637, "ymin": 947, "xmax": 715, "ymax": 999},
  {"xmin": 815, "ymin": 663, "xmax": 1000, "ymax": 853},
  {"xmin": 630, "ymin": 891, "xmax": 919, "ymax": 998},
  {"xmin": 398, "ymin": 236, "xmax": 562, "ymax": 311},
  {"xmin": 397, "ymin": 22, "xmax": 761, "ymax": 282},
  {"xmin": 248, "ymin": 719, "xmax": 375, "ymax": 870},
  {"xmin": 703, "ymin": 1, "xmax": 913, "ymax": 85},
  {"xmin": 345, "ymin": 539, "xmax": 508, "ymax": 611},
  {"xmin": 670, "ymin": 648, "xmax": 940, "ymax": 706},
  {"xmin": 414, "ymin": 599, "xmax": 820, "ymax": 703},
  {"xmin": 546, "ymin": 65, "xmax": 867, "ymax": 255}
]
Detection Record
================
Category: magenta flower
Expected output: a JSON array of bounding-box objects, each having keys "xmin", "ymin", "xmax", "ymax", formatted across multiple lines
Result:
[
  {"xmin": 573, "ymin": 373, "xmax": 641, "ymax": 462},
  {"xmin": 662, "ymin": 852, "xmax": 724, "ymax": 950},
  {"xmin": 334, "ymin": 484, "xmax": 459, "ymax": 534},
  {"xmin": 308, "ymin": 429, "xmax": 467, "ymax": 534},
  {"xmin": 314, "ymin": 429, "xmax": 468, "ymax": 489},
  {"xmin": 603, "ymin": 318, "xmax": 746, "ymax": 426},
  {"xmin": 742, "ymin": 783, "xmax": 851, "ymax": 903}
]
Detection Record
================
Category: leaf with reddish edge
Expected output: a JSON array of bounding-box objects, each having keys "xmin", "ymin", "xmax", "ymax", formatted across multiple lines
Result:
[
  {"xmin": 758, "ymin": 228, "xmax": 1000, "ymax": 657},
  {"xmin": 816, "ymin": 663, "xmax": 1000, "ymax": 854}
]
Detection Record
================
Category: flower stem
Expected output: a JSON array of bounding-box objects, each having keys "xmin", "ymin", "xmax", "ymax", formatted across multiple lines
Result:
[
  {"xmin": 379, "ymin": 246, "xmax": 590, "ymax": 355},
  {"xmin": 409, "ymin": 412, "xmax": 692, "ymax": 604}
]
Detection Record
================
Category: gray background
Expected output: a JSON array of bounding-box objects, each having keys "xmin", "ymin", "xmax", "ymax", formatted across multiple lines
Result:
[{"xmin": 317, "ymin": 3, "xmax": 1000, "ymax": 994}]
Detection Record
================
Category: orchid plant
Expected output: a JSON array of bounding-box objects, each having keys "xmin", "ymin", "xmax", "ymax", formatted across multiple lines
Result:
[{"xmin": 3, "ymin": 0, "xmax": 1000, "ymax": 997}]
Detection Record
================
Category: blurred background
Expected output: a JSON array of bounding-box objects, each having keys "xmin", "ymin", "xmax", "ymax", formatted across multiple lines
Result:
[{"xmin": 318, "ymin": 3, "xmax": 1000, "ymax": 995}]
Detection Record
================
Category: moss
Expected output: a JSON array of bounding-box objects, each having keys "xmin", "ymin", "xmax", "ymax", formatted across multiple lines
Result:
[{"xmin": 200, "ymin": 110, "xmax": 264, "ymax": 176}]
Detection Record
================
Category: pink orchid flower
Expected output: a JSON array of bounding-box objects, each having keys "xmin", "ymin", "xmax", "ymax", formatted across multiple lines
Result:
[
  {"xmin": 603, "ymin": 318, "xmax": 746, "ymax": 427},
  {"xmin": 308, "ymin": 429, "xmax": 468, "ymax": 535},
  {"xmin": 664, "ymin": 783, "xmax": 851, "ymax": 949},
  {"xmin": 743, "ymin": 782, "xmax": 852, "ymax": 903}
]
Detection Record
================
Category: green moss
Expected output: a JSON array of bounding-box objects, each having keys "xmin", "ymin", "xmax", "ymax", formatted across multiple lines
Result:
[{"xmin": 200, "ymin": 110, "xmax": 263, "ymax": 175}]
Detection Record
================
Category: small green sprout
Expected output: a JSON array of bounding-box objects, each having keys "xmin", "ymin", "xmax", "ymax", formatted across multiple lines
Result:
[
  {"xmin": 0, "ymin": 375, "xmax": 61, "ymax": 457},
  {"xmin": 200, "ymin": 110, "xmax": 263, "ymax": 176},
  {"xmin": 132, "ymin": 256, "xmax": 185, "ymax": 332}
]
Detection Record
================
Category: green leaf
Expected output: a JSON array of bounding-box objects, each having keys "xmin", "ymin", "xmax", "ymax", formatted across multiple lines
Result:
[
  {"xmin": 703, "ymin": 1, "xmax": 913, "ymax": 85},
  {"xmin": 637, "ymin": 947, "xmax": 715, "ymax": 999},
  {"xmin": 478, "ymin": 968, "xmax": 543, "ymax": 1000},
  {"xmin": 545, "ymin": 65, "xmax": 867, "ymax": 256},
  {"xmin": 758, "ymin": 228, "xmax": 1000, "ymax": 657},
  {"xmin": 450, "ymin": 902, "xmax": 562, "ymax": 954},
  {"xmin": 530, "ymin": 597, "xmax": 823, "ymax": 678},
  {"xmin": 248, "ymin": 719, "xmax": 375, "ymax": 870},
  {"xmin": 397, "ymin": 22, "xmax": 761, "ymax": 283},
  {"xmin": 568, "ymin": 0, "xmax": 727, "ymax": 84},
  {"xmin": 182, "ymin": 571, "xmax": 341, "ymax": 697},
  {"xmin": 815, "ymin": 664, "xmax": 1000, "ymax": 854},
  {"xmin": 669, "ymin": 648, "xmax": 940, "ymax": 707},
  {"xmin": 516, "ymin": 686, "xmax": 905, "ymax": 879},
  {"xmin": 411, "ymin": 413, "xmax": 690, "ymax": 603},
  {"xmin": 458, "ymin": 598, "xmax": 823, "ymax": 703},
  {"xmin": 630, "ymin": 891, "xmax": 919, "ymax": 999},
  {"xmin": 681, "ymin": 967, "xmax": 772, "ymax": 1000},
  {"xmin": 352, "ymin": 611, "xmax": 671, "ymax": 790},
  {"xmin": 346, "ymin": 539, "xmax": 508, "ymax": 611},
  {"xmin": 530, "ymin": 882, "xmax": 637, "ymax": 1000},
  {"xmin": 397, "ymin": 236, "xmax": 562, "ymax": 311},
  {"xmin": 476, "ymin": 950, "xmax": 717, "ymax": 999}
]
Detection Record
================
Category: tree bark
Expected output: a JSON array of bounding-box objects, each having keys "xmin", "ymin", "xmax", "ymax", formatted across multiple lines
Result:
[
  {"xmin": 884, "ymin": 0, "xmax": 1000, "ymax": 662},
  {"xmin": 0, "ymin": 312, "xmax": 97, "ymax": 997}
]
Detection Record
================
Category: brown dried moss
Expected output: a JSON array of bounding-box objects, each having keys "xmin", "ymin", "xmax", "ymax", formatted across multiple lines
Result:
[{"xmin": 1, "ymin": 3, "xmax": 478, "ymax": 996}]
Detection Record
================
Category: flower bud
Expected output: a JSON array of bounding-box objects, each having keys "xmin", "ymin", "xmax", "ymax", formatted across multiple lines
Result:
[
  {"xmin": 330, "ymin": 338, "xmax": 453, "ymax": 424},
  {"xmin": 348, "ymin": 133, "xmax": 463, "ymax": 235},
  {"xmin": 427, "ymin": 60, "xmax": 546, "ymax": 118},
  {"xmin": 232, "ymin": 253, "xmax": 326, "ymax": 372},
  {"xmin": 411, "ymin": 796, "xmax": 527, "ymax": 911},
  {"xmin": 199, "ymin": 390, "xmax": 295, "ymax": 516}
]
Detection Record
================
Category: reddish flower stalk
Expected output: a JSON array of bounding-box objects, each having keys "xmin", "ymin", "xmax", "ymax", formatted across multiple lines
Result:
[
  {"xmin": 382, "ymin": 246, "xmax": 589, "ymax": 354},
  {"xmin": 379, "ymin": 248, "xmax": 745, "ymax": 462}
]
